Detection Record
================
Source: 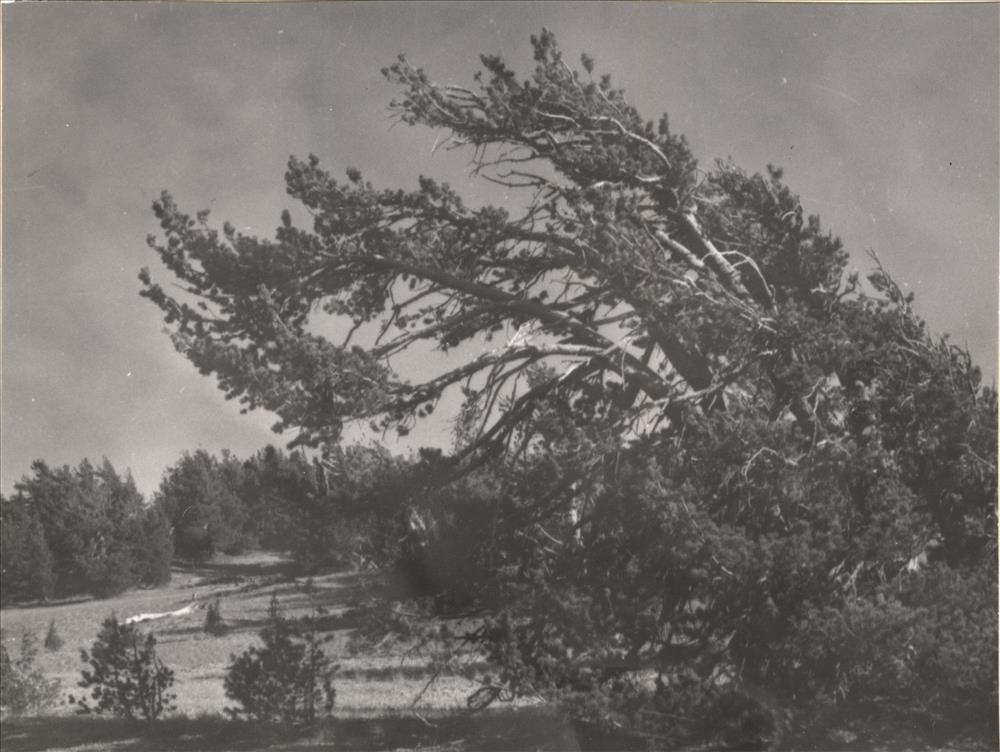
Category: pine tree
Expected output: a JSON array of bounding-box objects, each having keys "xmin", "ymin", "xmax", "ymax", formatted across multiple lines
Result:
[
  {"xmin": 0, "ymin": 495, "xmax": 56, "ymax": 605},
  {"xmin": 72, "ymin": 616, "xmax": 175, "ymax": 720},
  {"xmin": 44, "ymin": 619, "xmax": 64, "ymax": 652},
  {"xmin": 8, "ymin": 458, "xmax": 172, "ymax": 601},
  {"xmin": 140, "ymin": 30, "xmax": 996, "ymax": 747},
  {"xmin": 153, "ymin": 450, "xmax": 249, "ymax": 562}
]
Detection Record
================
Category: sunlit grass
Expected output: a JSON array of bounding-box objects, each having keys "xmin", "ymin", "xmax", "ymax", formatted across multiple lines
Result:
[{"xmin": 0, "ymin": 552, "xmax": 509, "ymax": 721}]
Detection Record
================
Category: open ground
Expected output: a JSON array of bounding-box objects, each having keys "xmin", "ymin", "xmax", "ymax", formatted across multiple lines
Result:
[
  {"xmin": 0, "ymin": 552, "xmax": 583, "ymax": 751},
  {"xmin": 3, "ymin": 553, "xmax": 995, "ymax": 751}
]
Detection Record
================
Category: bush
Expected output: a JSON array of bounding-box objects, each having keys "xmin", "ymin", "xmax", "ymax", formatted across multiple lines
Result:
[
  {"xmin": 71, "ymin": 616, "xmax": 175, "ymax": 720},
  {"xmin": 225, "ymin": 594, "xmax": 337, "ymax": 724},
  {"xmin": 44, "ymin": 619, "xmax": 64, "ymax": 652},
  {"xmin": 204, "ymin": 600, "xmax": 228, "ymax": 636},
  {"xmin": 0, "ymin": 630, "xmax": 62, "ymax": 717}
]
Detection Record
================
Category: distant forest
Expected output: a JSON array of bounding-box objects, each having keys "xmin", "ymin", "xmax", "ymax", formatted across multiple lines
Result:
[{"xmin": 0, "ymin": 443, "xmax": 414, "ymax": 605}]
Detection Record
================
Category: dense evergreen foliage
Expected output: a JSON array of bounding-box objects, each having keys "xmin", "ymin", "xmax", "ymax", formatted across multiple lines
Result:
[
  {"xmin": 154, "ymin": 449, "xmax": 250, "ymax": 561},
  {"xmin": 140, "ymin": 30, "xmax": 996, "ymax": 747},
  {"xmin": 0, "ymin": 496, "xmax": 56, "ymax": 605},
  {"xmin": 0, "ymin": 630, "xmax": 61, "ymax": 717},
  {"xmin": 1, "ymin": 459, "xmax": 172, "ymax": 603},
  {"xmin": 71, "ymin": 616, "xmax": 175, "ymax": 721},
  {"xmin": 151, "ymin": 444, "xmax": 389, "ymax": 571},
  {"xmin": 224, "ymin": 595, "xmax": 337, "ymax": 724}
]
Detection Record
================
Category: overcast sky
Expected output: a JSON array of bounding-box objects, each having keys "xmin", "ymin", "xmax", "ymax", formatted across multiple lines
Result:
[{"xmin": 3, "ymin": 2, "xmax": 997, "ymax": 498}]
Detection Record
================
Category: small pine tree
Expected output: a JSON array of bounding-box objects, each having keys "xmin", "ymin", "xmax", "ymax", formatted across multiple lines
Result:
[
  {"xmin": 71, "ymin": 616, "xmax": 175, "ymax": 720},
  {"xmin": 0, "ymin": 630, "xmax": 61, "ymax": 716},
  {"xmin": 204, "ymin": 600, "xmax": 228, "ymax": 636},
  {"xmin": 224, "ymin": 594, "xmax": 337, "ymax": 724},
  {"xmin": 266, "ymin": 591, "xmax": 281, "ymax": 622},
  {"xmin": 44, "ymin": 619, "xmax": 63, "ymax": 652}
]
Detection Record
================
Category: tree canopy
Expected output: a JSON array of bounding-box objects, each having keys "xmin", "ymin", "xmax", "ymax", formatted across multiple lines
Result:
[
  {"xmin": 141, "ymin": 30, "xmax": 850, "ymax": 454},
  {"xmin": 154, "ymin": 449, "xmax": 250, "ymax": 561},
  {"xmin": 2, "ymin": 458, "xmax": 172, "ymax": 602},
  {"xmin": 141, "ymin": 30, "xmax": 996, "ymax": 749}
]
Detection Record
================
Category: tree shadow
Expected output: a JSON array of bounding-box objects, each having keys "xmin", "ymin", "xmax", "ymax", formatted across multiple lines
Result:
[
  {"xmin": 1, "ymin": 709, "xmax": 582, "ymax": 751},
  {"xmin": 1, "ymin": 595, "xmax": 96, "ymax": 611},
  {"xmin": 146, "ymin": 570, "xmax": 385, "ymax": 648},
  {"xmin": 1, "ymin": 716, "xmax": 313, "ymax": 751},
  {"xmin": 174, "ymin": 554, "xmax": 298, "ymax": 584}
]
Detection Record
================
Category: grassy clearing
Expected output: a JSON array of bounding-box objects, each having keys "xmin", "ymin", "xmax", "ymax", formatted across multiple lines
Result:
[
  {"xmin": 1, "ymin": 550, "xmax": 533, "ymax": 747},
  {"xmin": 3, "ymin": 551, "xmax": 994, "ymax": 750},
  {"xmin": 2, "ymin": 552, "xmax": 310, "ymax": 717}
]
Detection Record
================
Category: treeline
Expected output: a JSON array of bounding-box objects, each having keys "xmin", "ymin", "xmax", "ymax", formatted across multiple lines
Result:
[
  {"xmin": 154, "ymin": 443, "xmax": 406, "ymax": 570},
  {"xmin": 1, "ymin": 444, "xmax": 407, "ymax": 606},
  {"xmin": 1, "ymin": 459, "xmax": 172, "ymax": 604}
]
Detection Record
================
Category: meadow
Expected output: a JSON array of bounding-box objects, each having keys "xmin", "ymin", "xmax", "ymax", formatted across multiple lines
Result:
[
  {"xmin": 0, "ymin": 552, "xmax": 580, "ymax": 751},
  {"xmin": 2, "ymin": 553, "xmax": 993, "ymax": 751}
]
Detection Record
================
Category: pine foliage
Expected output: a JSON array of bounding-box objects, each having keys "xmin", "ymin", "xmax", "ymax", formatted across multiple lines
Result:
[
  {"xmin": 224, "ymin": 595, "xmax": 337, "ymax": 724},
  {"xmin": 2, "ymin": 459, "xmax": 171, "ymax": 602},
  {"xmin": 71, "ymin": 616, "xmax": 175, "ymax": 721},
  {"xmin": 141, "ymin": 30, "xmax": 996, "ymax": 747},
  {"xmin": 0, "ymin": 631, "xmax": 61, "ymax": 717}
]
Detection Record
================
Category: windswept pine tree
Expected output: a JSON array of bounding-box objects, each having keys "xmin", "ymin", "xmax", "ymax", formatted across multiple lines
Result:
[{"xmin": 141, "ymin": 30, "xmax": 996, "ymax": 748}]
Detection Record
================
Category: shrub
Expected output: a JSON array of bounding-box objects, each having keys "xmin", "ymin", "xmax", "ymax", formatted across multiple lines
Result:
[
  {"xmin": 0, "ymin": 630, "xmax": 61, "ymax": 717},
  {"xmin": 44, "ymin": 619, "xmax": 64, "ymax": 652},
  {"xmin": 71, "ymin": 616, "xmax": 175, "ymax": 720},
  {"xmin": 204, "ymin": 600, "xmax": 228, "ymax": 636},
  {"xmin": 225, "ymin": 594, "xmax": 337, "ymax": 724}
]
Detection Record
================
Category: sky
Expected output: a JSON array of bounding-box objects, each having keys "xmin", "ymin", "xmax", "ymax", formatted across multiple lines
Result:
[{"xmin": 3, "ymin": 2, "xmax": 997, "ymax": 499}]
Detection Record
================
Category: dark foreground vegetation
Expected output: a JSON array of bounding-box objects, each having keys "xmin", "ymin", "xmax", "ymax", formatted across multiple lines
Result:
[
  {"xmin": 3, "ymin": 28, "xmax": 996, "ymax": 751},
  {"xmin": 1, "ymin": 708, "xmax": 580, "ymax": 752},
  {"xmin": 3, "ymin": 705, "xmax": 996, "ymax": 752}
]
